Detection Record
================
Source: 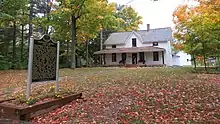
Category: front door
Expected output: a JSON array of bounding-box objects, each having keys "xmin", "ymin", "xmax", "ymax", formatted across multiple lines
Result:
[{"xmin": 132, "ymin": 53, "xmax": 137, "ymax": 64}]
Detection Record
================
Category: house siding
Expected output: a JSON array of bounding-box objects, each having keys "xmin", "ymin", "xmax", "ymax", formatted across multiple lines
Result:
[
  {"xmin": 105, "ymin": 33, "xmax": 143, "ymax": 48},
  {"xmin": 105, "ymin": 53, "xmax": 122, "ymax": 65},
  {"xmin": 172, "ymin": 51, "xmax": 192, "ymax": 66},
  {"xmin": 103, "ymin": 32, "xmax": 173, "ymax": 66},
  {"xmin": 144, "ymin": 52, "xmax": 163, "ymax": 65},
  {"xmin": 105, "ymin": 45, "xmax": 172, "ymax": 66},
  {"xmin": 104, "ymin": 52, "xmax": 164, "ymax": 65}
]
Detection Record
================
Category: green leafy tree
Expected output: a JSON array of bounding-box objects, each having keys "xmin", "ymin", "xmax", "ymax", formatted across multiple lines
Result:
[
  {"xmin": 45, "ymin": 0, "xmax": 118, "ymax": 68},
  {"xmin": 0, "ymin": 0, "xmax": 28, "ymax": 69},
  {"xmin": 117, "ymin": 6, "xmax": 143, "ymax": 31}
]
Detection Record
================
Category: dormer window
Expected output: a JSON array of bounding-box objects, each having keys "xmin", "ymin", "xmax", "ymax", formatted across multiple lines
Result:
[
  {"xmin": 112, "ymin": 45, "xmax": 116, "ymax": 48},
  {"xmin": 153, "ymin": 42, "xmax": 158, "ymax": 46},
  {"xmin": 132, "ymin": 38, "xmax": 137, "ymax": 47}
]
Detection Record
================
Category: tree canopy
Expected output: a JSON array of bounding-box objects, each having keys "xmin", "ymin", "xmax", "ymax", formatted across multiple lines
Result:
[
  {"xmin": 173, "ymin": 0, "xmax": 220, "ymax": 71},
  {"xmin": 0, "ymin": 0, "xmax": 143, "ymax": 69}
]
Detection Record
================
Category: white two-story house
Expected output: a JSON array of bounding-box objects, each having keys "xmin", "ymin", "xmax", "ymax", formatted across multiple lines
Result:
[{"xmin": 94, "ymin": 25, "xmax": 173, "ymax": 66}]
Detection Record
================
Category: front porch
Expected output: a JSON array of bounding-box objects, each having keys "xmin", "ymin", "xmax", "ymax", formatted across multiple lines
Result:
[
  {"xmin": 94, "ymin": 46, "xmax": 166, "ymax": 66},
  {"xmin": 99, "ymin": 64, "xmax": 166, "ymax": 68}
]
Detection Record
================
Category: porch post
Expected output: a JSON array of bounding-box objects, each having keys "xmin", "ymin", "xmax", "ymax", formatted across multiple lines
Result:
[
  {"xmin": 162, "ymin": 51, "xmax": 165, "ymax": 65},
  {"xmin": 100, "ymin": 54, "xmax": 103, "ymax": 65},
  {"xmin": 103, "ymin": 54, "xmax": 106, "ymax": 65}
]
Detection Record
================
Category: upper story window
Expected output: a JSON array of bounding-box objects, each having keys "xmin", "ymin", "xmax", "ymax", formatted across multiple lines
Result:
[
  {"xmin": 153, "ymin": 42, "xmax": 158, "ymax": 46},
  {"xmin": 112, "ymin": 45, "xmax": 116, "ymax": 48},
  {"xmin": 132, "ymin": 38, "xmax": 137, "ymax": 47}
]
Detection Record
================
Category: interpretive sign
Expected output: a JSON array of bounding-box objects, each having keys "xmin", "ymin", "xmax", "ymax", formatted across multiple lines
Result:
[
  {"xmin": 26, "ymin": 35, "xmax": 60, "ymax": 99},
  {"xmin": 32, "ymin": 35, "xmax": 57, "ymax": 82}
]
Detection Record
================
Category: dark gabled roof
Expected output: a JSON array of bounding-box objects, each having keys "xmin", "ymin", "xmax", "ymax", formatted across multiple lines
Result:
[
  {"xmin": 104, "ymin": 27, "xmax": 173, "ymax": 45},
  {"xmin": 94, "ymin": 46, "xmax": 165, "ymax": 54}
]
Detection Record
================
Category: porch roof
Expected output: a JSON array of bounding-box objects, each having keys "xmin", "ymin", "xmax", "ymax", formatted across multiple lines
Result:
[{"xmin": 94, "ymin": 46, "xmax": 165, "ymax": 54}]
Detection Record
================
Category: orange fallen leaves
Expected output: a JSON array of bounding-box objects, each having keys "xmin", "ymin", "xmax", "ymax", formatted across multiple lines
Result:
[
  {"xmin": 1, "ymin": 68, "xmax": 220, "ymax": 123},
  {"xmin": 29, "ymin": 68, "xmax": 220, "ymax": 123}
]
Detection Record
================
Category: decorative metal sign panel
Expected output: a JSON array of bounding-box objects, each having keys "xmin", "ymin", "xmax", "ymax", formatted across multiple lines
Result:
[{"xmin": 32, "ymin": 35, "xmax": 57, "ymax": 82}]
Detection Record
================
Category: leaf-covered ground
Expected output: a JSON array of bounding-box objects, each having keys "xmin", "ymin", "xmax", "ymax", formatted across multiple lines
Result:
[{"xmin": 1, "ymin": 67, "xmax": 220, "ymax": 123}]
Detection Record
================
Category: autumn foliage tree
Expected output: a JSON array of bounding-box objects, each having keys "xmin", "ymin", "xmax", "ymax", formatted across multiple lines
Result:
[
  {"xmin": 173, "ymin": 0, "xmax": 220, "ymax": 71},
  {"xmin": 47, "ymin": 0, "xmax": 118, "ymax": 68},
  {"xmin": 37, "ymin": 0, "xmax": 142, "ymax": 68},
  {"xmin": 0, "ymin": 0, "xmax": 143, "ymax": 69}
]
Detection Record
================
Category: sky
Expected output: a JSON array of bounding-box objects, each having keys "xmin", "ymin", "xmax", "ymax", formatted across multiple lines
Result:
[{"xmin": 108, "ymin": 0, "xmax": 194, "ymax": 30}]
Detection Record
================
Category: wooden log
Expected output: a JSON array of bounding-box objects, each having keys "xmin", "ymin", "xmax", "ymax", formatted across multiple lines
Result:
[{"xmin": 0, "ymin": 93, "xmax": 82, "ymax": 121}]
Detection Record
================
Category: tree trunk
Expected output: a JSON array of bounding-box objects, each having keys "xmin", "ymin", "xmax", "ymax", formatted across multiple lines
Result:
[
  {"xmin": 190, "ymin": 42, "xmax": 196, "ymax": 70},
  {"xmin": 79, "ymin": 56, "xmax": 81, "ymax": 67},
  {"xmin": 193, "ymin": 55, "xmax": 197, "ymax": 70},
  {"xmin": 76, "ymin": 44, "xmax": 78, "ymax": 67},
  {"xmin": 21, "ymin": 24, "xmax": 24, "ymax": 61},
  {"xmin": 202, "ymin": 43, "xmax": 207, "ymax": 72},
  {"xmin": 217, "ymin": 54, "xmax": 220, "ymax": 71},
  {"xmin": 215, "ymin": 55, "xmax": 218, "ymax": 70},
  {"xmin": 203, "ymin": 54, "xmax": 207, "ymax": 72},
  {"xmin": 66, "ymin": 40, "xmax": 69, "ymax": 67},
  {"xmin": 3, "ymin": 37, "xmax": 9, "ymax": 57},
  {"xmin": 29, "ymin": 0, "xmax": 33, "ymax": 45},
  {"xmin": 12, "ymin": 21, "xmax": 16, "ymax": 68},
  {"xmin": 100, "ymin": 30, "xmax": 103, "ymax": 65},
  {"xmin": 86, "ymin": 40, "xmax": 89, "ymax": 67},
  {"xmin": 192, "ymin": 54, "xmax": 197, "ymax": 70},
  {"xmin": 45, "ymin": 0, "xmax": 51, "ymax": 34},
  {"xmin": 71, "ymin": 15, "xmax": 76, "ymax": 69}
]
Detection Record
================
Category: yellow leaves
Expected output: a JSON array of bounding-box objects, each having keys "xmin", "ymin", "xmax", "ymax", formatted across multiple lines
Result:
[
  {"xmin": 71, "ymin": 5, "xmax": 80, "ymax": 10},
  {"xmin": 97, "ymin": 15, "xmax": 103, "ymax": 20},
  {"xmin": 173, "ymin": 5, "xmax": 191, "ymax": 22},
  {"xmin": 173, "ymin": 43, "xmax": 185, "ymax": 51},
  {"xmin": 138, "ymin": 20, "xmax": 143, "ymax": 25},
  {"xmin": 61, "ymin": 8, "xmax": 71, "ymax": 13},
  {"xmin": 48, "ymin": 0, "xmax": 142, "ymax": 43},
  {"xmin": 108, "ymin": 3, "xmax": 117, "ymax": 13},
  {"xmin": 173, "ymin": 5, "xmax": 187, "ymax": 24},
  {"xmin": 99, "ymin": 24, "xmax": 103, "ymax": 31},
  {"xmin": 173, "ymin": 0, "xmax": 220, "ymax": 33}
]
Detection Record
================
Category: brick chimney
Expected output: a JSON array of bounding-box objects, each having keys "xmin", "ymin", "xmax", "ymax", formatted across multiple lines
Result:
[{"xmin": 147, "ymin": 24, "xmax": 150, "ymax": 32}]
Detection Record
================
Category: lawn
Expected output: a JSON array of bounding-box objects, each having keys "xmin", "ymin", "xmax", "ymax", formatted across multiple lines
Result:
[{"xmin": 1, "ymin": 67, "xmax": 220, "ymax": 123}]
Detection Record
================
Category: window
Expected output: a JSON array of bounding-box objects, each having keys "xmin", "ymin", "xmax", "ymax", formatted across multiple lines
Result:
[
  {"xmin": 112, "ymin": 45, "xmax": 116, "ymax": 48},
  {"xmin": 132, "ymin": 38, "xmax": 137, "ymax": 47},
  {"xmin": 153, "ymin": 52, "xmax": 159, "ymax": 61},
  {"xmin": 112, "ymin": 53, "xmax": 116, "ymax": 62},
  {"xmin": 122, "ymin": 53, "xmax": 126, "ymax": 60},
  {"xmin": 153, "ymin": 42, "xmax": 158, "ymax": 46},
  {"xmin": 139, "ymin": 52, "xmax": 144, "ymax": 61}
]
